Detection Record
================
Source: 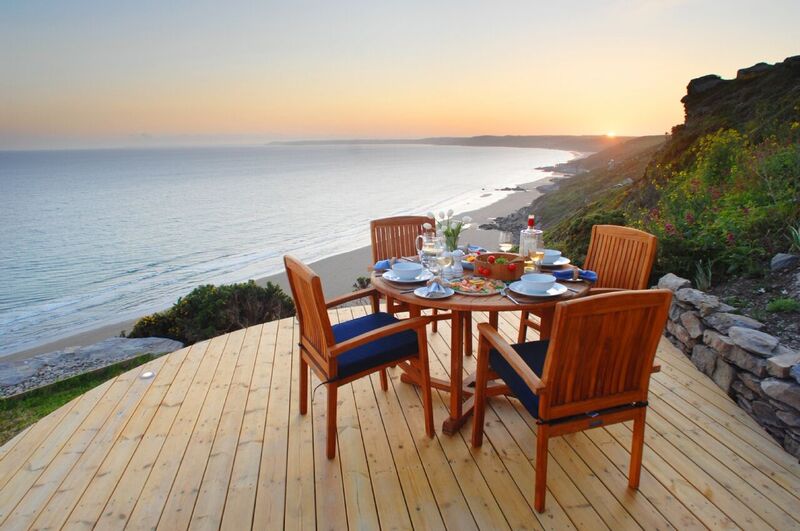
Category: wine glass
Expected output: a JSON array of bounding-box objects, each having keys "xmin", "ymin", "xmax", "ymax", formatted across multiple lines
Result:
[
  {"xmin": 529, "ymin": 249, "xmax": 545, "ymax": 272},
  {"xmin": 498, "ymin": 231, "xmax": 513, "ymax": 252},
  {"xmin": 422, "ymin": 236, "xmax": 446, "ymax": 276}
]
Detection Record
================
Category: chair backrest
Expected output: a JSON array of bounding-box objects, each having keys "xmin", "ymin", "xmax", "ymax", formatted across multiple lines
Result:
[
  {"xmin": 538, "ymin": 289, "xmax": 671, "ymax": 421},
  {"xmin": 283, "ymin": 255, "xmax": 336, "ymax": 377},
  {"xmin": 583, "ymin": 225, "xmax": 658, "ymax": 290},
  {"xmin": 370, "ymin": 216, "xmax": 435, "ymax": 263}
]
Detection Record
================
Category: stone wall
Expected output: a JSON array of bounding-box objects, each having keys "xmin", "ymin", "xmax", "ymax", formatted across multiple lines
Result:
[{"xmin": 658, "ymin": 273, "xmax": 800, "ymax": 460}]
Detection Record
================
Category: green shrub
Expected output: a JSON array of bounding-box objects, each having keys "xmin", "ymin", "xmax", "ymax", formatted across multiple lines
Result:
[
  {"xmin": 129, "ymin": 281, "xmax": 295, "ymax": 344},
  {"xmin": 766, "ymin": 298, "xmax": 800, "ymax": 313},
  {"xmin": 638, "ymin": 129, "xmax": 800, "ymax": 278}
]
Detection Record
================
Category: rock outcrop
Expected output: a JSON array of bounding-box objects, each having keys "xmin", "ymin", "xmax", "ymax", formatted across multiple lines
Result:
[{"xmin": 0, "ymin": 337, "xmax": 184, "ymax": 397}]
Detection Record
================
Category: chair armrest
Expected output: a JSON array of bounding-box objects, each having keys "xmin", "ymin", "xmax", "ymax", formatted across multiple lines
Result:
[
  {"xmin": 329, "ymin": 316, "xmax": 430, "ymax": 357},
  {"xmin": 477, "ymin": 323, "xmax": 545, "ymax": 394},
  {"xmin": 587, "ymin": 287, "xmax": 625, "ymax": 295},
  {"xmin": 326, "ymin": 287, "xmax": 379, "ymax": 309}
]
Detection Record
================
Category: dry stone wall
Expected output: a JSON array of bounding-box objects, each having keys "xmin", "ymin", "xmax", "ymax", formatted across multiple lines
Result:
[{"xmin": 658, "ymin": 273, "xmax": 800, "ymax": 460}]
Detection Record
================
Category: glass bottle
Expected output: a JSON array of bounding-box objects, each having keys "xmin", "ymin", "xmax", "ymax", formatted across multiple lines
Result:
[{"xmin": 520, "ymin": 215, "xmax": 544, "ymax": 272}]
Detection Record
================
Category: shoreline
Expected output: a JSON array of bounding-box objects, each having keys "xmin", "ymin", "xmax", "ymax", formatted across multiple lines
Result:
[{"xmin": 3, "ymin": 170, "xmax": 575, "ymax": 363}]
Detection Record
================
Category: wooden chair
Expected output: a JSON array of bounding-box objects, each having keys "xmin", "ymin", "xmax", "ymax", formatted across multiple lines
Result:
[
  {"xmin": 473, "ymin": 289, "xmax": 671, "ymax": 512},
  {"xmin": 370, "ymin": 215, "xmax": 444, "ymax": 332},
  {"xmin": 517, "ymin": 224, "xmax": 658, "ymax": 343},
  {"xmin": 284, "ymin": 255, "xmax": 434, "ymax": 459}
]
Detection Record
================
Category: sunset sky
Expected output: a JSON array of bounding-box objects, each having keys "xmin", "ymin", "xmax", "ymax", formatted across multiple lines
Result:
[{"xmin": 2, "ymin": 0, "xmax": 798, "ymax": 149}]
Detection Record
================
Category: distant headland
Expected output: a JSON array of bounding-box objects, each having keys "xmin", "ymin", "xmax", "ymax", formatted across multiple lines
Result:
[{"xmin": 270, "ymin": 134, "xmax": 635, "ymax": 153}]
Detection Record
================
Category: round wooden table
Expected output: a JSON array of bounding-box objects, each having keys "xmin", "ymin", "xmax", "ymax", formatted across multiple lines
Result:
[{"xmin": 372, "ymin": 271, "xmax": 591, "ymax": 433}]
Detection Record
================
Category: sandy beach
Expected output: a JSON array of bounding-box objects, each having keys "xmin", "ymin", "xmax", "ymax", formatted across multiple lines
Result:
[{"xmin": 4, "ymin": 172, "xmax": 569, "ymax": 363}]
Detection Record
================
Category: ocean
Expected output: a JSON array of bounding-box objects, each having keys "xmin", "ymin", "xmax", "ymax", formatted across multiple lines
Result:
[{"xmin": 0, "ymin": 143, "xmax": 572, "ymax": 356}]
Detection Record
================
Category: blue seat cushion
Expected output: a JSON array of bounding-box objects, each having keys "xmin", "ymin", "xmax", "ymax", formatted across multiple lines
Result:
[
  {"xmin": 332, "ymin": 312, "xmax": 420, "ymax": 380},
  {"xmin": 489, "ymin": 340, "xmax": 549, "ymax": 418}
]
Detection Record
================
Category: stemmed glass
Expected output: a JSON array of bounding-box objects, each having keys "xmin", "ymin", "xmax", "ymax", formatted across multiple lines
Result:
[
  {"xmin": 498, "ymin": 231, "xmax": 513, "ymax": 252},
  {"xmin": 420, "ymin": 235, "xmax": 446, "ymax": 276}
]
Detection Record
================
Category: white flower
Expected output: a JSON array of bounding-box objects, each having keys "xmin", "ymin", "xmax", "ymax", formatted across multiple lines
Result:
[
  {"xmin": 447, "ymin": 209, "xmax": 454, "ymax": 218},
  {"xmin": 423, "ymin": 222, "xmax": 432, "ymax": 230},
  {"xmin": 438, "ymin": 211, "xmax": 445, "ymax": 220},
  {"xmin": 450, "ymin": 221, "xmax": 459, "ymax": 229},
  {"xmin": 426, "ymin": 211, "xmax": 435, "ymax": 219},
  {"xmin": 462, "ymin": 223, "xmax": 471, "ymax": 230},
  {"xmin": 462, "ymin": 215, "xmax": 472, "ymax": 223}
]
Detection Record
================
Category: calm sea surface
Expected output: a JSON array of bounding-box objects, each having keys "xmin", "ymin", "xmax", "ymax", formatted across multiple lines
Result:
[{"xmin": 0, "ymin": 144, "xmax": 571, "ymax": 356}]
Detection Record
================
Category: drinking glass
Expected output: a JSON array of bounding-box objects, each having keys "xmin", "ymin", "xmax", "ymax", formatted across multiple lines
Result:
[
  {"xmin": 529, "ymin": 249, "xmax": 545, "ymax": 272},
  {"xmin": 420, "ymin": 235, "xmax": 445, "ymax": 274},
  {"xmin": 498, "ymin": 231, "xmax": 513, "ymax": 252}
]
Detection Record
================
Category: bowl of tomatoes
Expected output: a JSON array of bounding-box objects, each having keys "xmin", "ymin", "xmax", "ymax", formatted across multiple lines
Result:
[{"xmin": 473, "ymin": 252, "xmax": 524, "ymax": 281}]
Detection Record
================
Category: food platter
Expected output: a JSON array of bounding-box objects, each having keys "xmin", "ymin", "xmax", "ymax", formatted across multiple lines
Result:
[{"xmin": 447, "ymin": 277, "xmax": 505, "ymax": 296}]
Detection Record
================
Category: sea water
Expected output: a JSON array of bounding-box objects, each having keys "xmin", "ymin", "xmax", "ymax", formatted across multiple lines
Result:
[{"xmin": 0, "ymin": 143, "xmax": 572, "ymax": 355}]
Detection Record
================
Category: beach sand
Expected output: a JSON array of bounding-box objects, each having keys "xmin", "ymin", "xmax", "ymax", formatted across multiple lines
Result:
[{"xmin": 5, "ymin": 173, "xmax": 565, "ymax": 362}]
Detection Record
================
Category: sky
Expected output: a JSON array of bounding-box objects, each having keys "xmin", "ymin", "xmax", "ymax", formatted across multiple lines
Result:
[{"xmin": 1, "ymin": 0, "xmax": 799, "ymax": 150}]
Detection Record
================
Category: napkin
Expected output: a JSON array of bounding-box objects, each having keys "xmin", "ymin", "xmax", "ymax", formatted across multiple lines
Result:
[
  {"xmin": 425, "ymin": 279, "xmax": 447, "ymax": 296},
  {"xmin": 466, "ymin": 244, "xmax": 487, "ymax": 253},
  {"xmin": 374, "ymin": 259, "xmax": 392, "ymax": 271},
  {"xmin": 552, "ymin": 268, "xmax": 598, "ymax": 283}
]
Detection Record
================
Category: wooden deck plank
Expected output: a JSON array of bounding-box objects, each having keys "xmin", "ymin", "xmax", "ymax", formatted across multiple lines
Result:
[
  {"xmin": 310, "ymin": 309, "xmax": 350, "ymax": 531},
  {"xmin": 34, "ymin": 343, "xmax": 205, "ymax": 531},
  {"xmin": 607, "ymin": 421, "xmax": 769, "ymax": 529},
  {"xmin": 11, "ymin": 351, "xmax": 184, "ymax": 528},
  {"xmin": 333, "ymin": 306, "xmax": 381, "ymax": 531},
  {"xmin": 0, "ymin": 359, "xmax": 153, "ymax": 527},
  {"xmin": 644, "ymin": 405, "xmax": 799, "ymax": 529},
  {"xmin": 583, "ymin": 425, "xmax": 725, "ymax": 530},
  {"xmin": 121, "ymin": 337, "xmax": 226, "ymax": 531},
  {"xmin": 154, "ymin": 330, "xmax": 246, "ymax": 530},
  {"xmin": 188, "ymin": 325, "xmax": 263, "ymax": 530},
  {"xmin": 252, "ymin": 316, "xmax": 294, "ymax": 530},
  {"xmin": 649, "ymin": 381, "xmax": 800, "ymax": 510},
  {"xmin": 283, "ymin": 320, "xmax": 316, "ymax": 531},
  {"xmin": 310, "ymin": 370, "xmax": 348, "ymax": 531},
  {"xmin": 368, "ymin": 370, "xmax": 448, "ymax": 531},
  {"xmin": 1, "ymin": 307, "xmax": 798, "ymax": 531},
  {"xmin": 219, "ymin": 320, "xmax": 280, "ymax": 531},
  {"xmin": 0, "ymin": 383, "xmax": 100, "ymax": 491},
  {"xmin": 429, "ymin": 318, "xmax": 564, "ymax": 531},
  {"xmin": 0, "ymin": 376, "xmax": 120, "ymax": 525}
]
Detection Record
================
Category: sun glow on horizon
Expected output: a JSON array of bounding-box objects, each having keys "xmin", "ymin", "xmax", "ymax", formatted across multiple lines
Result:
[{"xmin": 606, "ymin": 131, "xmax": 617, "ymax": 138}]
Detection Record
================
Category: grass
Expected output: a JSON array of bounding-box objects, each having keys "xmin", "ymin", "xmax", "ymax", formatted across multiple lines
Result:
[
  {"xmin": 766, "ymin": 298, "xmax": 800, "ymax": 313},
  {"xmin": 0, "ymin": 353, "xmax": 157, "ymax": 446}
]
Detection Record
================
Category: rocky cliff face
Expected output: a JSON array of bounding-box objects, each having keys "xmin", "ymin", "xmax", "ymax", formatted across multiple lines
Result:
[{"xmin": 652, "ymin": 55, "xmax": 800, "ymax": 172}]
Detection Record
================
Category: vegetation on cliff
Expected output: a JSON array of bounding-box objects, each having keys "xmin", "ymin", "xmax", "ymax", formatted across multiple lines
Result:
[
  {"xmin": 541, "ymin": 56, "xmax": 800, "ymax": 281},
  {"xmin": 129, "ymin": 281, "xmax": 295, "ymax": 344}
]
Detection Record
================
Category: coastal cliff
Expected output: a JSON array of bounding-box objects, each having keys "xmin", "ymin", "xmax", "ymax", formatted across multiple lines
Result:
[{"xmin": 503, "ymin": 56, "xmax": 800, "ymax": 281}]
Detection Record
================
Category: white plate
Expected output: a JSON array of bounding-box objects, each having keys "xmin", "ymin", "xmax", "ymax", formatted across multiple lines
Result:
[
  {"xmin": 540, "ymin": 257, "xmax": 571, "ymax": 267},
  {"xmin": 508, "ymin": 281, "xmax": 569, "ymax": 298},
  {"xmin": 382, "ymin": 270, "xmax": 434, "ymax": 283},
  {"xmin": 414, "ymin": 286, "xmax": 454, "ymax": 299}
]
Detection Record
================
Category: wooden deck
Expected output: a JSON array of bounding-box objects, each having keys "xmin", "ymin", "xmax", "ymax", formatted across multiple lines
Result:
[{"xmin": 2, "ymin": 304, "xmax": 800, "ymax": 530}]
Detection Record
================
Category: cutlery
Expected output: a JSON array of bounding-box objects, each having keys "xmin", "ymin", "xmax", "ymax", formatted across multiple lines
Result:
[{"xmin": 499, "ymin": 287, "xmax": 521, "ymax": 305}]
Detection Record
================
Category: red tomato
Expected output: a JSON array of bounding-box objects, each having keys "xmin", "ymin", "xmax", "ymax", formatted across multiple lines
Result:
[
  {"xmin": 507, "ymin": 263, "xmax": 517, "ymax": 272},
  {"xmin": 487, "ymin": 255, "xmax": 496, "ymax": 264}
]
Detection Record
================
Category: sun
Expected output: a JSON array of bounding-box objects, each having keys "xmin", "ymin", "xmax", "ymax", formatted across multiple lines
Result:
[{"xmin": 606, "ymin": 131, "xmax": 616, "ymax": 138}]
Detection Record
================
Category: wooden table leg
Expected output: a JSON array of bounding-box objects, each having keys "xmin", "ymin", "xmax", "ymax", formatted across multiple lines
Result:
[
  {"xmin": 442, "ymin": 310, "xmax": 464, "ymax": 435},
  {"xmin": 463, "ymin": 312, "xmax": 472, "ymax": 357},
  {"xmin": 489, "ymin": 311, "xmax": 498, "ymax": 330},
  {"xmin": 537, "ymin": 306, "xmax": 555, "ymax": 340}
]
